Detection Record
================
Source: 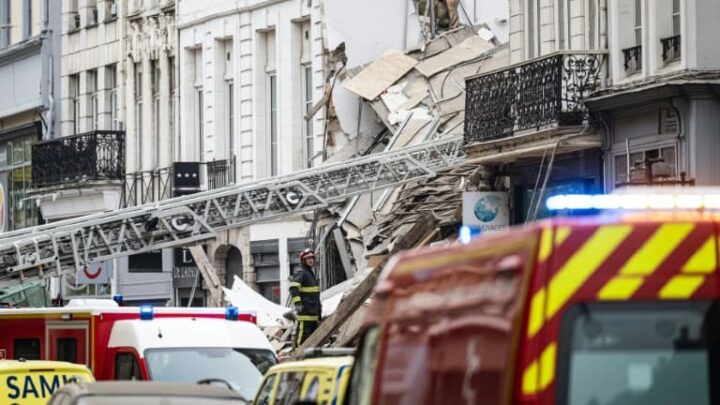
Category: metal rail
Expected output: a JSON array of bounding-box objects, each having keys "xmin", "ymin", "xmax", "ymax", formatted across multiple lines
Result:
[{"xmin": 0, "ymin": 136, "xmax": 465, "ymax": 286}]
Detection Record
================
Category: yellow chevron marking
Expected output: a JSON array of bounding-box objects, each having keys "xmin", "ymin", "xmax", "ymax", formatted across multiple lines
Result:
[
  {"xmin": 555, "ymin": 227, "xmax": 571, "ymax": 246},
  {"xmin": 682, "ymin": 236, "xmax": 717, "ymax": 274},
  {"xmin": 522, "ymin": 342, "xmax": 558, "ymax": 395},
  {"xmin": 659, "ymin": 275, "xmax": 705, "ymax": 299},
  {"xmin": 620, "ymin": 223, "xmax": 695, "ymax": 276},
  {"xmin": 539, "ymin": 343, "xmax": 557, "ymax": 391},
  {"xmin": 522, "ymin": 359, "xmax": 539, "ymax": 395},
  {"xmin": 538, "ymin": 228, "xmax": 553, "ymax": 263},
  {"xmin": 598, "ymin": 276, "xmax": 645, "ymax": 300},
  {"xmin": 546, "ymin": 226, "xmax": 633, "ymax": 319},
  {"xmin": 527, "ymin": 289, "xmax": 546, "ymax": 337}
]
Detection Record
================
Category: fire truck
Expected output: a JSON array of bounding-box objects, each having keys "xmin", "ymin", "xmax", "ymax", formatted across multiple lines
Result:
[
  {"xmin": 0, "ymin": 300, "xmax": 277, "ymax": 399},
  {"xmin": 346, "ymin": 188, "xmax": 720, "ymax": 405}
]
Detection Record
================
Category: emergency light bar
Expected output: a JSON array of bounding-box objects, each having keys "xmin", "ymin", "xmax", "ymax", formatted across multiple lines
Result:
[
  {"xmin": 139, "ymin": 305, "xmax": 154, "ymax": 320},
  {"xmin": 547, "ymin": 189, "xmax": 720, "ymax": 211}
]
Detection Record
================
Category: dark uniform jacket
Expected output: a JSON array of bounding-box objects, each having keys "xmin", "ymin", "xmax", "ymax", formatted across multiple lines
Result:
[{"xmin": 289, "ymin": 265, "xmax": 321, "ymax": 321}]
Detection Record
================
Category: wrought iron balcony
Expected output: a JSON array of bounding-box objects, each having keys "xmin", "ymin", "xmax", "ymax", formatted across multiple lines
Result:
[
  {"xmin": 464, "ymin": 51, "xmax": 607, "ymax": 144},
  {"xmin": 122, "ymin": 166, "xmax": 173, "ymax": 207},
  {"xmin": 206, "ymin": 158, "xmax": 235, "ymax": 190},
  {"xmin": 661, "ymin": 35, "xmax": 681, "ymax": 62},
  {"xmin": 121, "ymin": 158, "xmax": 235, "ymax": 207},
  {"xmin": 623, "ymin": 45, "xmax": 642, "ymax": 73},
  {"xmin": 32, "ymin": 130, "xmax": 125, "ymax": 187}
]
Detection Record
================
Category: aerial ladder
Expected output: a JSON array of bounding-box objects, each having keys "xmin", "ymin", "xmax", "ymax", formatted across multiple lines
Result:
[{"xmin": 0, "ymin": 136, "xmax": 466, "ymax": 305}]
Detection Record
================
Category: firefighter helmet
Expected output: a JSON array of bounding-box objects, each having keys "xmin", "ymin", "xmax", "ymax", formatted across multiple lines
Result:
[{"xmin": 299, "ymin": 248, "xmax": 315, "ymax": 262}]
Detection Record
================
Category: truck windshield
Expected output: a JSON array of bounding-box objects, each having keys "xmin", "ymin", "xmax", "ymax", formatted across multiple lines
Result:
[
  {"xmin": 558, "ymin": 301, "xmax": 720, "ymax": 405},
  {"xmin": 145, "ymin": 348, "xmax": 276, "ymax": 399}
]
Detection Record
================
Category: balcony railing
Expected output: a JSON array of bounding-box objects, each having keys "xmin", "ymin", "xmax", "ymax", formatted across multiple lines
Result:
[
  {"xmin": 623, "ymin": 45, "xmax": 642, "ymax": 73},
  {"xmin": 32, "ymin": 130, "xmax": 125, "ymax": 188},
  {"xmin": 122, "ymin": 166, "xmax": 173, "ymax": 208},
  {"xmin": 661, "ymin": 35, "xmax": 681, "ymax": 63},
  {"xmin": 206, "ymin": 158, "xmax": 235, "ymax": 190},
  {"xmin": 464, "ymin": 52, "xmax": 607, "ymax": 144},
  {"xmin": 121, "ymin": 158, "xmax": 236, "ymax": 207}
]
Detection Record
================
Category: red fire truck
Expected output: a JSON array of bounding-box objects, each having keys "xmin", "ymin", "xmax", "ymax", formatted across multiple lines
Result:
[
  {"xmin": 0, "ymin": 300, "xmax": 277, "ymax": 399},
  {"xmin": 346, "ymin": 190, "xmax": 720, "ymax": 404}
]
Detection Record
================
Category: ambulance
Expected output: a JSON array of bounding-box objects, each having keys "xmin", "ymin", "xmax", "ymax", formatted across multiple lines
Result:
[
  {"xmin": 0, "ymin": 300, "xmax": 277, "ymax": 399},
  {"xmin": 1, "ymin": 359, "xmax": 93, "ymax": 405},
  {"xmin": 346, "ymin": 188, "xmax": 720, "ymax": 405}
]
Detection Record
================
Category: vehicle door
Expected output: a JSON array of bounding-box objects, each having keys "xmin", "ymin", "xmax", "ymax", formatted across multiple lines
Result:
[{"xmin": 46, "ymin": 321, "xmax": 89, "ymax": 366}]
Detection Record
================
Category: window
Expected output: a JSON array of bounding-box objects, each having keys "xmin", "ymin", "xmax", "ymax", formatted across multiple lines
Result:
[
  {"xmin": 106, "ymin": 0, "xmax": 117, "ymax": 19},
  {"xmin": 255, "ymin": 374, "xmax": 277, "ymax": 405},
  {"xmin": 614, "ymin": 146, "xmax": 677, "ymax": 186},
  {"xmin": 56, "ymin": 337, "xmax": 78, "ymax": 363},
  {"xmin": 557, "ymin": 302, "xmax": 720, "ymax": 405},
  {"xmin": 347, "ymin": 327, "xmax": 380, "ymax": 405},
  {"xmin": 13, "ymin": 338, "xmax": 40, "ymax": 360},
  {"xmin": 197, "ymin": 87, "xmax": 204, "ymax": 162},
  {"xmin": 115, "ymin": 352, "xmax": 142, "ymax": 380},
  {"xmin": 264, "ymin": 30, "xmax": 278, "ymax": 176},
  {"xmin": 135, "ymin": 63, "xmax": 143, "ymax": 157},
  {"xmin": 275, "ymin": 371, "xmax": 306, "ymax": 404},
  {"xmin": 588, "ymin": 0, "xmax": 597, "ymax": 49},
  {"xmin": 269, "ymin": 73, "xmax": 278, "ymax": 176},
  {"xmin": 23, "ymin": 0, "xmax": 31, "ymax": 39},
  {"xmin": 634, "ymin": 0, "xmax": 642, "ymax": 46},
  {"xmin": 71, "ymin": 74, "xmax": 80, "ymax": 134},
  {"xmin": 303, "ymin": 66, "xmax": 313, "ymax": 168},
  {"xmin": 152, "ymin": 61, "xmax": 160, "ymax": 167},
  {"xmin": 145, "ymin": 347, "xmax": 277, "ymax": 400},
  {"xmin": 107, "ymin": 65, "xmax": 118, "ymax": 129},
  {"xmin": 135, "ymin": 62, "xmax": 143, "ymax": 98},
  {"xmin": 527, "ymin": 0, "xmax": 537, "ymax": 58},
  {"xmin": 88, "ymin": 70, "xmax": 99, "ymax": 130},
  {"xmin": 128, "ymin": 251, "xmax": 162, "ymax": 273},
  {"xmin": 227, "ymin": 80, "xmax": 235, "ymax": 161},
  {"xmin": 672, "ymin": 0, "xmax": 680, "ymax": 36},
  {"xmin": 169, "ymin": 56, "xmax": 176, "ymax": 158},
  {"xmin": 7, "ymin": 135, "xmax": 37, "ymax": 230},
  {"xmin": 0, "ymin": 0, "xmax": 10, "ymax": 47},
  {"xmin": 557, "ymin": 0, "xmax": 566, "ymax": 50},
  {"xmin": 251, "ymin": 239, "xmax": 280, "ymax": 303}
]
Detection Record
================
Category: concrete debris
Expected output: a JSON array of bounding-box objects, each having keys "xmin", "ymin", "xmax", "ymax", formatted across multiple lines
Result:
[
  {"xmin": 299, "ymin": 26, "xmax": 509, "ymax": 350},
  {"xmin": 343, "ymin": 49, "xmax": 418, "ymax": 101},
  {"xmin": 415, "ymin": 35, "xmax": 494, "ymax": 77}
]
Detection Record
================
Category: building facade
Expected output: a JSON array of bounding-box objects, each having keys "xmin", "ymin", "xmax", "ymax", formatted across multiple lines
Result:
[
  {"xmin": 587, "ymin": 0, "xmax": 720, "ymax": 190},
  {"xmin": 176, "ymin": 0, "xmax": 326, "ymax": 305},
  {"xmin": 464, "ymin": 0, "xmax": 610, "ymax": 224},
  {"xmin": 0, "ymin": 0, "xmax": 61, "ymax": 233},
  {"xmin": 29, "ymin": 0, "xmax": 180, "ymax": 305}
]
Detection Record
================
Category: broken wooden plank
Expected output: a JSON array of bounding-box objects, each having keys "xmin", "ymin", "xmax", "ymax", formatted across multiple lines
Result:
[{"xmin": 188, "ymin": 244, "xmax": 225, "ymax": 307}]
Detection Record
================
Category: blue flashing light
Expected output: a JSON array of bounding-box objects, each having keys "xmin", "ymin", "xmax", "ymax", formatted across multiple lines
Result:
[
  {"xmin": 459, "ymin": 225, "xmax": 482, "ymax": 244},
  {"xmin": 112, "ymin": 295, "xmax": 124, "ymax": 305},
  {"xmin": 225, "ymin": 306, "xmax": 239, "ymax": 321},
  {"xmin": 139, "ymin": 304, "xmax": 154, "ymax": 320}
]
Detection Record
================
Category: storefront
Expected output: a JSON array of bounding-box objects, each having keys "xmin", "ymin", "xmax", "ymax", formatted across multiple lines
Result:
[{"xmin": 0, "ymin": 122, "xmax": 42, "ymax": 232}]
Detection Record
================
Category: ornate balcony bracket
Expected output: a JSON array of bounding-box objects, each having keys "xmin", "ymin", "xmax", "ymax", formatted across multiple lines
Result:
[{"xmin": 464, "ymin": 52, "xmax": 607, "ymax": 144}]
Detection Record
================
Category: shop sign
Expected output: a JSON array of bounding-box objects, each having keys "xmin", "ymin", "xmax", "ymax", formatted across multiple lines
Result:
[{"xmin": 462, "ymin": 192, "xmax": 510, "ymax": 232}]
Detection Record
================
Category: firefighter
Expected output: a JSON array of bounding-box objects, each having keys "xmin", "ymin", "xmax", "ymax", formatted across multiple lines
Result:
[{"xmin": 289, "ymin": 248, "xmax": 322, "ymax": 348}]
